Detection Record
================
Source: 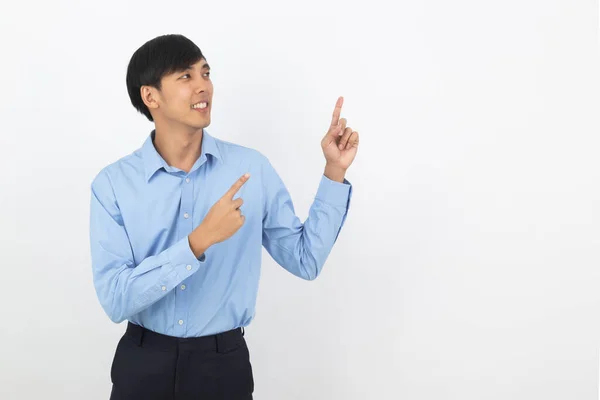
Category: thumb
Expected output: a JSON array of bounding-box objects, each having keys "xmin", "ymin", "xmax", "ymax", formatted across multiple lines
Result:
[
  {"xmin": 322, "ymin": 132, "xmax": 337, "ymax": 148},
  {"xmin": 323, "ymin": 124, "xmax": 342, "ymax": 147}
]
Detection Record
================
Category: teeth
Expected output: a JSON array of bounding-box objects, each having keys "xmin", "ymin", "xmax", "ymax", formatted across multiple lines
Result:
[{"xmin": 192, "ymin": 102, "xmax": 208, "ymax": 109}]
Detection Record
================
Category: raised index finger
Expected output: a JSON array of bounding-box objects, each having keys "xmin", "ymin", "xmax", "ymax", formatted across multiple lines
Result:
[
  {"xmin": 225, "ymin": 173, "xmax": 250, "ymax": 199},
  {"xmin": 330, "ymin": 96, "xmax": 344, "ymax": 128}
]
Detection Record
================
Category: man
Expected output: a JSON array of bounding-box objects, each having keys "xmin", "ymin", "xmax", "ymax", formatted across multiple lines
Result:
[{"xmin": 89, "ymin": 34, "xmax": 359, "ymax": 400}]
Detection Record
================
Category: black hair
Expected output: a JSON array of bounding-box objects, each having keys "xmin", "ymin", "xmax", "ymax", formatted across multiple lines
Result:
[{"xmin": 126, "ymin": 34, "xmax": 205, "ymax": 122}]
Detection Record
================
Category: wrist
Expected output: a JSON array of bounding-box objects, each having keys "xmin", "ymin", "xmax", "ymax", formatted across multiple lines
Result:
[
  {"xmin": 189, "ymin": 225, "xmax": 212, "ymax": 258},
  {"xmin": 324, "ymin": 164, "xmax": 346, "ymax": 183}
]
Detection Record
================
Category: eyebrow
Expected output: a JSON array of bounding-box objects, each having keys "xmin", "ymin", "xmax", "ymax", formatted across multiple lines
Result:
[{"xmin": 184, "ymin": 63, "xmax": 210, "ymax": 71}]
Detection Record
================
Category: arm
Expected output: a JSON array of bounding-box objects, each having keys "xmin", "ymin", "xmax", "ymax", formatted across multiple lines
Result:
[
  {"xmin": 261, "ymin": 157, "xmax": 352, "ymax": 280},
  {"xmin": 89, "ymin": 170, "xmax": 209, "ymax": 323},
  {"xmin": 261, "ymin": 96, "xmax": 359, "ymax": 280}
]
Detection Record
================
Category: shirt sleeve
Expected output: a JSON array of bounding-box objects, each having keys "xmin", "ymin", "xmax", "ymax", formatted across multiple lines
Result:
[
  {"xmin": 89, "ymin": 169, "xmax": 206, "ymax": 323},
  {"xmin": 260, "ymin": 157, "xmax": 352, "ymax": 280}
]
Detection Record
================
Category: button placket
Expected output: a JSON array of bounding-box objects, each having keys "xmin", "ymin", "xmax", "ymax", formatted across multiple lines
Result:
[{"xmin": 175, "ymin": 173, "xmax": 195, "ymax": 335}]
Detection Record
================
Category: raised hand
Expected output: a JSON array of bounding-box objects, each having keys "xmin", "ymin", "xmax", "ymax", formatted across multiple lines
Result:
[{"xmin": 321, "ymin": 96, "xmax": 360, "ymax": 171}]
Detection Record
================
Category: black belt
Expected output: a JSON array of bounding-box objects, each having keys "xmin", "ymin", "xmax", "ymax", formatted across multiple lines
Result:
[{"xmin": 124, "ymin": 321, "xmax": 245, "ymax": 354}]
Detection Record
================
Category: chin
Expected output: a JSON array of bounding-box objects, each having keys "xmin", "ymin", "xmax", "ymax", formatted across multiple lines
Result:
[{"xmin": 187, "ymin": 117, "xmax": 211, "ymax": 130}]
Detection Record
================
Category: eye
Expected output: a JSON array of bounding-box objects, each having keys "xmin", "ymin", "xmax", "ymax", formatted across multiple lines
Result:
[
  {"xmin": 204, "ymin": 72, "xmax": 211, "ymax": 77},
  {"xmin": 181, "ymin": 74, "xmax": 190, "ymax": 79}
]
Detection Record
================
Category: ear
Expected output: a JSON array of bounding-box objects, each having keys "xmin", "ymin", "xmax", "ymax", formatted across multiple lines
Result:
[{"xmin": 140, "ymin": 85, "xmax": 160, "ymax": 110}]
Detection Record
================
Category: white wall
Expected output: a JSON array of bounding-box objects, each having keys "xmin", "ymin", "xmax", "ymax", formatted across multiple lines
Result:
[{"xmin": 1, "ymin": 1, "xmax": 599, "ymax": 399}]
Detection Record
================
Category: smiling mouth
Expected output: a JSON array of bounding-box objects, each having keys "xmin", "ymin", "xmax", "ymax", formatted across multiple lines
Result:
[{"xmin": 191, "ymin": 101, "xmax": 209, "ymax": 110}]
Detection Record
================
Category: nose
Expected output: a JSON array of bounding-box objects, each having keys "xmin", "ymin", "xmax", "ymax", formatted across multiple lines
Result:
[{"xmin": 194, "ymin": 81, "xmax": 209, "ymax": 94}]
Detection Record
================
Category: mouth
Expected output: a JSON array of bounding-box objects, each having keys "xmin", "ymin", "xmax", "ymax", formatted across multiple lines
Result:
[{"xmin": 191, "ymin": 101, "xmax": 210, "ymax": 113}]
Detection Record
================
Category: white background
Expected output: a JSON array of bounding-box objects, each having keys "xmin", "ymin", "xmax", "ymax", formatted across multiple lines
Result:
[{"xmin": 1, "ymin": 1, "xmax": 599, "ymax": 399}]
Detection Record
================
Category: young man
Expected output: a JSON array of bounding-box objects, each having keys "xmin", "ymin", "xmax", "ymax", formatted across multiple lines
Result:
[{"xmin": 89, "ymin": 34, "xmax": 359, "ymax": 400}]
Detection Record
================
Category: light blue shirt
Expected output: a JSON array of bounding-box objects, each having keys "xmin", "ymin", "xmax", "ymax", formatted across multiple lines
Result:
[{"xmin": 89, "ymin": 129, "xmax": 352, "ymax": 337}]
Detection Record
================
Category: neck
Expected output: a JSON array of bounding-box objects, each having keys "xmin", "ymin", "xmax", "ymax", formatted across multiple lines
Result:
[{"xmin": 153, "ymin": 122, "xmax": 204, "ymax": 173}]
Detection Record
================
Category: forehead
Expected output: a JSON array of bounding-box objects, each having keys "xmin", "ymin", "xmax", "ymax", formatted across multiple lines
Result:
[{"xmin": 173, "ymin": 59, "xmax": 210, "ymax": 74}]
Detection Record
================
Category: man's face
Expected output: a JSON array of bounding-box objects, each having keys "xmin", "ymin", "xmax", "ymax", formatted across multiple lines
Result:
[{"xmin": 148, "ymin": 59, "xmax": 213, "ymax": 130}]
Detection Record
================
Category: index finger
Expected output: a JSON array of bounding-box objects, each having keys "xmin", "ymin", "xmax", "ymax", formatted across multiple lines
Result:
[
  {"xmin": 225, "ymin": 173, "xmax": 250, "ymax": 199},
  {"xmin": 330, "ymin": 96, "xmax": 344, "ymax": 128}
]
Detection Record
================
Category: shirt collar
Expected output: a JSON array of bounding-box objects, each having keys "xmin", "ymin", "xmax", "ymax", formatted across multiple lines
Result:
[{"xmin": 142, "ymin": 129, "xmax": 223, "ymax": 182}]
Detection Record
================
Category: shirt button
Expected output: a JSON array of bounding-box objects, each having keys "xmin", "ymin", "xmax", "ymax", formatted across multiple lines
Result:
[
  {"xmin": 161, "ymin": 286, "xmax": 166, "ymax": 291},
  {"xmin": 178, "ymin": 320, "xmax": 184, "ymax": 325},
  {"xmin": 186, "ymin": 265, "xmax": 192, "ymax": 271},
  {"xmin": 183, "ymin": 213, "xmax": 189, "ymax": 219},
  {"xmin": 181, "ymin": 284, "xmax": 186, "ymax": 290},
  {"xmin": 185, "ymin": 178, "xmax": 190, "ymax": 183}
]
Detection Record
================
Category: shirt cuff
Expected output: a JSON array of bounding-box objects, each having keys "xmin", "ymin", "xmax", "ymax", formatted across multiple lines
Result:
[
  {"xmin": 315, "ymin": 174, "xmax": 352, "ymax": 208},
  {"xmin": 166, "ymin": 236, "xmax": 206, "ymax": 275}
]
